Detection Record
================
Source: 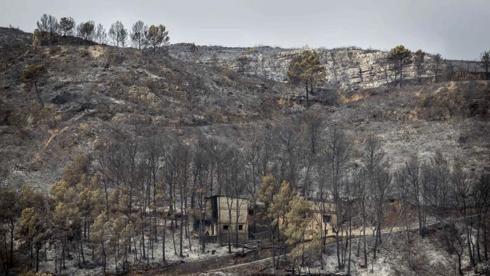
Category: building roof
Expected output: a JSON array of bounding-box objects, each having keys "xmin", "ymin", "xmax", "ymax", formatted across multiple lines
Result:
[{"xmin": 206, "ymin": 194, "xmax": 250, "ymax": 201}]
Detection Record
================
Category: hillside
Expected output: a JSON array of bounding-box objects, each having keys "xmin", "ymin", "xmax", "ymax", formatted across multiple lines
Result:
[
  {"xmin": 0, "ymin": 24, "xmax": 489, "ymax": 276},
  {"xmin": 0, "ymin": 27, "xmax": 489, "ymax": 189}
]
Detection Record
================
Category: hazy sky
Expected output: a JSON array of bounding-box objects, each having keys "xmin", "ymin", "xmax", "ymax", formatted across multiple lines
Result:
[{"xmin": 1, "ymin": 0, "xmax": 489, "ymax": 60}]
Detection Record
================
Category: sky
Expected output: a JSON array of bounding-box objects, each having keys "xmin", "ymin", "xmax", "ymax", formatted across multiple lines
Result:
[{"xmin": 1, "ymin": 0, "xmax": 489, "ymax": 60}]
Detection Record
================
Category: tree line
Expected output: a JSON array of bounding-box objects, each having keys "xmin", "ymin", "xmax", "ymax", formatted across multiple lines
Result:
[
  {"xmin": 383, "ymin": 45, "xmax": 490, "ymax": 85},
  {"xmin": 33, "ymin": 14, "xmax": 170, "ymax": 51},
  {"xmin": 1, "ymin": 113, "xmax": 488, "ymax": 274},
  {"xmin": 255, "ymin": 121, "xmax": 489, "ymax": 274}
]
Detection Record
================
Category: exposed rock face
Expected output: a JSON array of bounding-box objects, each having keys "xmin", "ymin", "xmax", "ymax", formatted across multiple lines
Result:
[{"xmin": 169, "ymin": 44, "xmax": 484, "ymax": 91}]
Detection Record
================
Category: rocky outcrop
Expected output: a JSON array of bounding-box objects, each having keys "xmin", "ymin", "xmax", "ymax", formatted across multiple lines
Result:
[{"xmin": 169, "ymin": 44, "xmax": 484, "ymax": 91}]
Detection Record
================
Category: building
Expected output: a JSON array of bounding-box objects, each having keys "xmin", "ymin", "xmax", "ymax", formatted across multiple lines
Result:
[
  {"xmin": 276, "ymin": 198, "xmax": 338, "ymax": 240},
  {"xmin": 194, "ymin": 195, "xmax": 250, "ymax": 244},
  {"xmin": 309, "ymin": 200, "xmax": 337, "ymax": 239},
  {"xmin": 192, "ymin": 195, "xmax": 338, "ymax": 244}
]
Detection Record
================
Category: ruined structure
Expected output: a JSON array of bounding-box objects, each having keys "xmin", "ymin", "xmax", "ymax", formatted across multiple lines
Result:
[{"xmin": 194, "ymin": 195, "xmax": 250, "ymax": 244}]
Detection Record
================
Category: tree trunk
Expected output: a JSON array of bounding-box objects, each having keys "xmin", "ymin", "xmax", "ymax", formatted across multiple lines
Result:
[
  {"xmin": 133, "ymin": 236, "xmax": 138, "ymax": 262},
  {"xmin": 184, "ymin": 180, "xmax": 192, "ymax": 252},
  {"xmin": 320, "ymin": 214, "xmax": 326, "ymax": 270},
  {"xmin": 310, "ymin": 82, "xmax": 314, "ymax": 97},
  {"xmin": 335, "ymin": 230, "xmax": 342, "ymax": 269},
  {"xmin": 34, "ymin": 82, "xmax": 44, "ymax": 108},
  {"xmin": 114, "ymin": 243, "xmax": 118, "ymax": 273},
  {"xmin": 476, "ymin": 217, "xmax": 481, "ymax": 262},
  {"xmin": 152, "ymin": 171, "xmax": 158, "ymax": 256},
  {"xmin": 467, "ymin": 225, "xmax": 475, "ymax": 268},
  {"xmin": 35, "ymin": 246, "xmax": 40, "ymax": 272},
  {"xmin": 457, "ymin": 252, "xmax": 463, "ymax": 275},
  {"xmin": 62, "ymin": 239, "xmax": 66, "ymax": 269},
  {"xmin": 162, "ymin": 215, "xmax": 166, "ymax": 263},
  {"xmin": 54, "ymin": 243, "xmax": 58, "ymax": 274},
  {"xmin": 199, "ymin": 210, "xmax": 205, "ymax": 253},
  {"xmin": 141, "ymin": 214, "xmax": 146, "ymax": 261},
  {"xmin": 227, "ymin": 201, "xmax": 232, "ymax": 254},
  {"xmin": 271, "ymin": 229, "xmax": 276, "ymax": 271},
  {"xmin": 373, "ymin": 227, "xmax": 378, "ymax": 259},
  {"xmin": 102, "ymin": 241, "xmax": 106, "ymax": 275},
  {"xmin": 301, "ymin": 235, "xmax": 305, "ymax": 267},
  {"xmin": 484, "ymin": 219, "xmax": 488, "ymax": 261},
  {"xmin": 399, "ymin": 63, "xmax": 404, "ymax": 87},
  {"xmin": 179, "ymin": 188, "xmax": 184, "ymax": 257},
  {"xmin": 363, "ymin": 212, "xmax": 368, "ymax": 267},
  {"xmin": 9, "ymin": 220, "xmax": 14, "ymax": 266},
  {"xmin": 235, "ymin": 199, "xmax": 240, "ymax": 247},
  {"xmin": 305, "ymin": 82, "xmax": 309, "ymax": 107},
  {"xmin": 103, "ymin": 181, "xmax": 109, "ymax": 213},
  {"xmin": 416, "ymin": 193, "xmax": 424, "ymax": 236},
  {"xmin": 2, "ymin": 237, "xmax": 10, "ymax": 274},
  {"xmin": 172, "ymin": 218, "xmax": 177, "ymax": 255},
  {"xmin": 347, "ymin": 215, "xmax": 353, "ymax": 275},
  {"xmin": 80, "ymin": 238, "xmax": 85, "ymax": 264}
]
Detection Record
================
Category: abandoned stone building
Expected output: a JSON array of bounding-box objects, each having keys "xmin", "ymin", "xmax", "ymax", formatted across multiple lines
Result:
[{"xmin": 193, "ymin": 195, "xmax": 251, "ymax": 244}]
